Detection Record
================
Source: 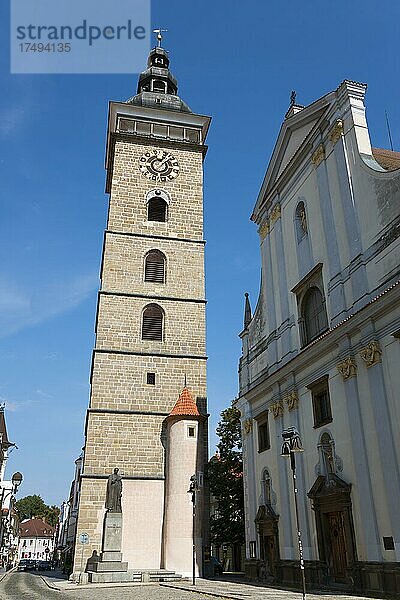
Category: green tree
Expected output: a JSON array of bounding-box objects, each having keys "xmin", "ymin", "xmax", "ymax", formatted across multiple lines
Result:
[
  {"xmin": 207, "ymin": 405, "xmax": 245, "ymax": 547},
  {"xmin": 15, "ymin": 495, "xmax": 60, "ymax": 527}
]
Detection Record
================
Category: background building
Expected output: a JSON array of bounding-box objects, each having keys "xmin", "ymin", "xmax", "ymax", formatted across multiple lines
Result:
[
  {"xmin": 56, "ymin": 454, "xmax": 83, "ymax": 575},
  {"xmin": 236, "ymin": 80, "xmax": 400, "ymax": 595},
  {"xmin": 73, "ymin": 40, "xmax": 210, "ymax": 579},
  {"xmin": 18, "ymin": 518, "xmax": 55, "ymax": 562}
]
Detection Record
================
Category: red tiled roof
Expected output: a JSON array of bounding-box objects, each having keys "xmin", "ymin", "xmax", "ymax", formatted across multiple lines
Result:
[
  {"xmin": 169, "ymin": 387, "xmax": 200, "ymax": 417},
  {"xmin": 19, "ymin": 518, "xmax": 55, "ymax": 538},
  {"xmin": 372, "ymin": 148, "xmax": 400, "ymax": 171}
]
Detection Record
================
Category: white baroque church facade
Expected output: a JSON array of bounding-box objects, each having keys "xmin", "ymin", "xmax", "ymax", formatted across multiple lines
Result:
[{"xmin": 236, "ymin": 80, "xmax": 400, "ymax": 595}]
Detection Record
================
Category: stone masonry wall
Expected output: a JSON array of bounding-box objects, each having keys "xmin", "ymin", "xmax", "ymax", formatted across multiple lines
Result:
[
  {"xmin": 102, "ymin": 232, "xmax": 205, "ymax": 299},
  {"xmin": 96, "ymin": 295, "xmax": 206, "ymax": 355},
  {"xmin": 108, "ymin": 140, "xmax": 204, "ymax": 240},
  {"xmin": 84, "ymin": 412, "xmax": 165, "ymax": 476},
  {"xmin": 90, "ymin": 353, "xmax": 206, "ymax": 413}
]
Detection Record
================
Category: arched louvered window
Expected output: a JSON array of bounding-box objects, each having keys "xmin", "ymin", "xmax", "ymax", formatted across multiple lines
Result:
[
  {"xmin": 303, "ymin": 286, "xmax": 328, "ymax": 344},
  {"xmin": 145, "ymin": 250, "xmax": 166, "ymax": 283},
  {"xmin": 148, "ymin": 197, "xmax": 167, "ymax": 222},
  {"xmin": 142, "ymin": 304, "xmax": 164, "ymax": 341}
]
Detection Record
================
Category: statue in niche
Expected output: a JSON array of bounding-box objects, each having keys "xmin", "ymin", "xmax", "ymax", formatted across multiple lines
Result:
[
  {"xmin": 105, "ymin": 468, "xmax": 122, "ymax": 513},
  {"xmin": 299, "ymin": 204, "xmax": 307, "ymax": 234}
]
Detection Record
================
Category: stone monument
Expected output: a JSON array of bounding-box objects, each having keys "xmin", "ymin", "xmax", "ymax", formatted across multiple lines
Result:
[{"xmin": 87, "ymin": 468, "xmax": 129, "ymax": 582}]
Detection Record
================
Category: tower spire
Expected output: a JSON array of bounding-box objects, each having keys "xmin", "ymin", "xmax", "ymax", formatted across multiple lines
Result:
[
  {"xmin": 244, "ymin": 292, "xmax": 252, "ymax": 329},
  {"xmin": 153, "ymin": 28, "xmax": 167, "ymax": 48},
  {"xmin": 127, "ymin": 34, "xmax": 192, "ymax": 113}
]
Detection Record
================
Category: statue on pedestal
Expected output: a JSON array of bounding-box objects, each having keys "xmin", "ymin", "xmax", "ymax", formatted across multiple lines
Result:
[{"xmin": 105, "ymin": 468, "xmax": 122, "ymax": 513}]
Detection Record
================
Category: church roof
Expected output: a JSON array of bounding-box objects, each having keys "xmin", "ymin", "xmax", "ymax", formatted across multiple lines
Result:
[
  {"xmin": 372, "ymin": 148, "xmax": 400, "ymax": 171},
  {"xmin": 169, "ymin": 387, "xmax": 200, "ymax": 417}
]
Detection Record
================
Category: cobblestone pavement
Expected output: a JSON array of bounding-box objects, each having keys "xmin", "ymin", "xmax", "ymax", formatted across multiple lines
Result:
[
  {"xmin": 0, "ymin": 571, "xmax": 382, "ymax": 600},
  {"xmin": 163, "ymin": 579, "xmax": 381, "ymax": 600},
  {"xmin": 0, "ymin": 571, "xmax": 211, "ymax": 600}
]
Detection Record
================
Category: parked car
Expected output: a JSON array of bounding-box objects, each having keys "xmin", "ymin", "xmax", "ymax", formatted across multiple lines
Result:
[
  {"xmin": 36, "ymin": 560, "xmax": 52, "ymax": 571},
  {"xmin": 17, "ymin": 559, "xmax": 36, "ymax": 571},
  {"xmin": 210, "ymin": 556, "xmax": 223, "ymax": 575}
]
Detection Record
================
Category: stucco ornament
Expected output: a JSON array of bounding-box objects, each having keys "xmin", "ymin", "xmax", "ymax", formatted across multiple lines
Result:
[
  {"xmin": 243, "ymin": 418, "xmax": 253, "ymax": 435},
  {"xmin": 270, "ymin": 203, "xmax": 281, "ymax": 225},
  {"xmin": 312, "ymin": 144, "xmax": 325, "ymax": 167},
  {"xmin": 329, "ymin": 120, "xmax": 344, "ymax": 145},
  {"xmin": 270, "ymin": 400, "xmax": 284, "ymax": 419},
  {"xmin": 258, "ymin": 221, "xmax": 270, "ymax": 240},
  {"xmin": 284, "ymin": 391, "xmax": 299, "ymax": 411},
  {"xmin": 337, "ymin": 356, "xmax": 357, "ymax": 380},
  {"xmin": 359, "ymin": 340, "xmax": 382, "ymax": 368}
]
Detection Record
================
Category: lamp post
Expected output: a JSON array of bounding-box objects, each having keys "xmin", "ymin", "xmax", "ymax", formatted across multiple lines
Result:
[
  {"xmin": 281, "ymin": 428, "xmax": 306, "ymax": 600},
  {"xmin": 0, "ymin": 472, "xmax": 23, "ymax": 567},
  {"xmin": 187, "ymin": 474, "xmax": 198, "ymax": 586}
]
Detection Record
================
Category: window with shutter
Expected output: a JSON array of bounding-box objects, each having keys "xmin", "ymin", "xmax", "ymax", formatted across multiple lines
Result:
[
  {"xmin": 302, "ymin": 286, "xmax": 328, "ymax": 344},
  {"xmin": 148, "ymin": 197, "xmax": 167, "ymax": 222},
  {"xmin": 145, "ymin": 250, "xmax": 166, "ymax": 283},
  {"xmin": 142, "ymin": 304, "xmax": 164, "ymax": 341}
]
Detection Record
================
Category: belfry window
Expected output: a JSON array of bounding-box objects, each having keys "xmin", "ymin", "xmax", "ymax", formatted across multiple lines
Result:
[
  {"xmin": 148, "ymin": 197, "xmax": 167, "ymax": 222},
  {"xmin": 145, "ymin": 250, "xmax": 166, "ymax": 283},
  {"xmin": 142, "ymin": 304, "xmax": 164, "ymax": 341}
]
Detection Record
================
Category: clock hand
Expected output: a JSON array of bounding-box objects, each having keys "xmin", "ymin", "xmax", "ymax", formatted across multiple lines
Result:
[{"xmin": 157, "ymin": 154, "xmax": 172, "ymax": 168}]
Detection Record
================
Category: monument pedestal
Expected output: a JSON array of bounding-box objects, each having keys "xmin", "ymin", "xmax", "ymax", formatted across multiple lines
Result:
[{"xmin": 87, "ymin": 512, "xmax": 128, "ymax": 582}]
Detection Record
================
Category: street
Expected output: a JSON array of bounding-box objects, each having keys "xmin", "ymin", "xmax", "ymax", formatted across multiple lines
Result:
[
  {"xmin": 0, "ymin": 571, "xmax": 211, "ymax": 600},
  {"xmin": 0, "ymin": 570, "xmax": 379, "ymax": 600}
]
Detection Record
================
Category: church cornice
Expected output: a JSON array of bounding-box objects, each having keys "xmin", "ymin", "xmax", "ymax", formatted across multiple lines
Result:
[{"xmin": 240, "ymin": 279, "xmax": 400, "ymax": 403}]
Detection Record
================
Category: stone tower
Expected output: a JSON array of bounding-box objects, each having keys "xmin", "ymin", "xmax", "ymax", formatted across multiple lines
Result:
[{"xmin": 73, "ymin": 42, "xmax": 210, "ymax": 577}]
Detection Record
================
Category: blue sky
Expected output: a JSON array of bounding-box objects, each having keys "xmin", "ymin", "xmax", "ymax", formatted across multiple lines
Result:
[{"xmin": 0, "ymin": 0, "xmax": 399, "ymax": 506}]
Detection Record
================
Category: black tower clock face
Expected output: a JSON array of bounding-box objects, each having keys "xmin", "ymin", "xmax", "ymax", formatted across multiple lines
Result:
[{"xmin": 139, "ymin": 150, "xmax": 180, "ymax": 182}]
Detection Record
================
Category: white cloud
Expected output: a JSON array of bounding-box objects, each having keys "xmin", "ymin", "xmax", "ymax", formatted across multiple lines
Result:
[{"xmin": 0, "ymin": 273, "xmax": 98, "ymax": 339}]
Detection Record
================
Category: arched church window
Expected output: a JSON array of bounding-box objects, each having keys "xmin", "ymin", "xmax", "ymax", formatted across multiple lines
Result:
[
  {"xmin": 148, "ymin": 196, "xmax": 167, "ymax": 222},
  {"xmin": 144, "ymin": 250, "xmax": 166, "ymax": 283},
  {"xmin": 295, "ymin": 201, "xmax": 308, "ymax": 241},
  {"xmin": 302, "ymin": 286, "xmax": 328, "ymax": 344},
  {"xmin": 142, "ymin": 304, "xmax": 164, "ymax": 341}
]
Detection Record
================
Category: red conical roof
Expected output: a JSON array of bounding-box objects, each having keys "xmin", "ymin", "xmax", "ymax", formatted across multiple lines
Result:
[{"xmin": 169, "ymin": 387, "xmax": 200, "ymax": 417}]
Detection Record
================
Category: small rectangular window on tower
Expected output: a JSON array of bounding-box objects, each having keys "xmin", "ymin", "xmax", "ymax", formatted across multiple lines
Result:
[
  {"xmin": 146, "ymin": 372, "xmax": 156, "ymax": 385},
  {"xmin": 187, "ymin": 425, "xmax": 196, "ymax": 438}
]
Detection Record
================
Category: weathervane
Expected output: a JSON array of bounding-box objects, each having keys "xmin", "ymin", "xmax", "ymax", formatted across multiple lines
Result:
[
  {"xmin": 153, "ymin": 28, "xmax": 167, "ymax": 48},
  {"xmin": 290, "ymin": 90, "xmax": 297, "ymax": 106}
]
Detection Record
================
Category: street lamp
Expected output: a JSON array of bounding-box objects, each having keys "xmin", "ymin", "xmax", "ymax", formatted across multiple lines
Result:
[
  {"xmin": 187, "ymin": 474, "xmax": 198, "ymax": 586},
  {"xmin": 0, "ymin": 472, "xmax": 23, "ymax": 568},
  {"xmin": 281, "ymin": 428, "xmax": 306, "ymax": 600}
]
